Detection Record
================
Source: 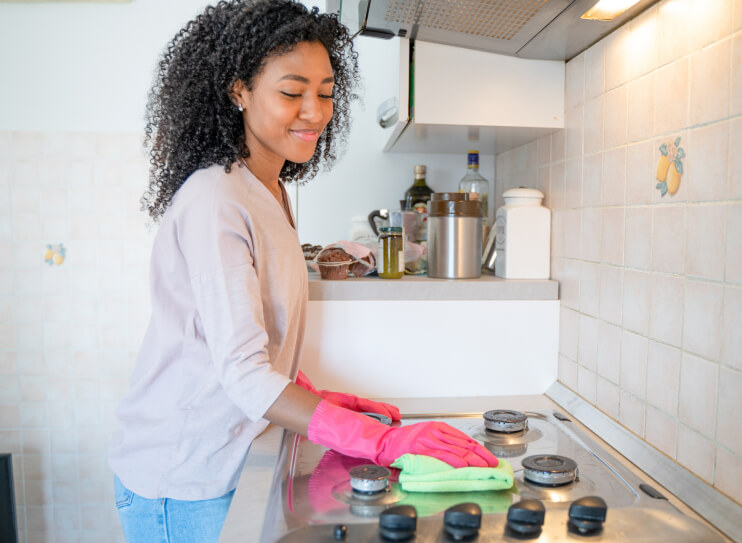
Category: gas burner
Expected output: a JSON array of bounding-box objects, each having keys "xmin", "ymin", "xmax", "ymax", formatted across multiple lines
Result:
[
  {"xmin": 350, "ymin": 465, "xmax": 391, "ymax": 495},
  {"xmin": 522, "ymin": 455, "xmax": 578, "ymax": 486},
  {"xmin": 484, "ymin": 410, "xmax": 528, "ymax": 433},
  {"xmin": 330, "ymin": 464, "xmax": 406, "ymax": 512},
  {"xmin": 469, "ymin": 411, "xmax": 543, "ymax": 454}
]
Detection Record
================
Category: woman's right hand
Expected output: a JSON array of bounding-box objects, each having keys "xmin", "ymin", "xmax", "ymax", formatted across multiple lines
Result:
[{"xmin": 307, "ymin": 400, "xmax": 497, "ymax": 468}]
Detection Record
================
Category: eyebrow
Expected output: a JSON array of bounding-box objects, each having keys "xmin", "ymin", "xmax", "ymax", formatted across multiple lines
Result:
[{"xmin": 278, "ymin": 74, "xmax": 335, "ymax": 84}]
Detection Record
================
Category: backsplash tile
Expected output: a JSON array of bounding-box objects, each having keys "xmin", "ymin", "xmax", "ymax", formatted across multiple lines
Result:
[
  {"xmin": 682, "ymin": 279, "xmax": 723, "ymax": 360},
  {"xmin": 579, "ymin": 262, "xmax": 600, "ymax": 316},
  {"xmin": 678, "ymin": 352, "xmax": 719, "ymax": 438},
  {"xmin": 726, "ymin": 203, "xmax": 742, "ymax": 284},
  {"xmin": 596, "ymin": 376, "xmax": 619, "ymax": 418},
  {"xmin": 732, "ymin": 35, "xmax": 742, "ymax": 116},
  {"xmin": 619, "ymin": 330, "xmax": 648, "ymax": 399},
  {"xmin": 687, "ymin": 122, "xmax": 729, "ymax": 202},
  {"xmin": 583, "ymin": 97, "xmax": 603, "ymax": 154},
  {"xmin": 624, "ymin": 207, "xmax": 652, "ymax": 269},
  {"xmin": 1, "ymin": 130, "xmax": 152, "ymax": 542},
  {"xmin": 618, "ymin": 389, "xmax": 645, "ymax": 436},
  {"xmin": 646, "ymin": 341, "xmax": 681, "ymax": 416},
  {"xmin": 628, "ymin": 6, "xmax": 659, "ymax": 80},
  {"xmin": 585, "ymin": 40, "xmax": 606, "ymax": 99},
  {"xmin": 600, "ymin": 208, "xmax": 625, "ymax": 265},
  {"xmin": 645, "ymin": 405, "xmax": 677, "ymax": 458},
  {"xmin": 685, "ymin": 204, "xmax": 726, "ymax": 281},
  {"xmin": 598, "ymin": 265, "xmax": 623, "ymax": 324},
  {"xmin": 690, "ymin": 39, "xmax": 731, "ymax": 126},
  {"xmin": 627, "ymin": 74, "xmax": 654, "ymax": 143},
  {"xmin": 715, "ymin": 446, "xmax": 742, "ymax": 503},
  {"xmin": 578, "ymin": 314, "xmax": 599, "ymax": 372},
  {"xmin": 602, "ymin": 148, "xmax": 627, "ymax": 206},
  {"xmin": 651, "ymin": 205, "xmax": 685, "ymax": 273},
  {"xmin": 717, "ymin": 366, "xmax": 742, "ymax": 456},
  {"xmin": 722, "ymin": 285, "xmax": 742, "ymax": 370},
  {"xmin": 495, "ymin": 0, "xmax": 741, "ymax": 506},
  {"xmin": 622, "ymin": 270, "xmax": 650, "ymax": 334},
  {"xmin": 597, "ymin": 320, "xmax": 622, "ymax": 384},
  {"xmin": 677, "ymin": 423, "xmax": 715, "ymax": 483},
  {"xmin": 655, "ymin": 60, "xmax": 690, "ymax": 136},
  {"xmin": 603, "ymin": 87, "xmax": 628, "ymax": 149},
  {"xmin": 605, "ymin": 25, "xmax": 631, "ymax": 90}
]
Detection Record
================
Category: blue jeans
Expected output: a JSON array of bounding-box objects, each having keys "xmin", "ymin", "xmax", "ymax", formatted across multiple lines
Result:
[{"xmin": 114, "ymin": 475, "xmax": 235, "ymax": 543}]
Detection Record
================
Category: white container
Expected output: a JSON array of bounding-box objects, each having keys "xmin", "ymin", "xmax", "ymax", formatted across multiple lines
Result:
[{"xmin": 494, "ymin": 188, "xmax": 550, "ymax": 279}]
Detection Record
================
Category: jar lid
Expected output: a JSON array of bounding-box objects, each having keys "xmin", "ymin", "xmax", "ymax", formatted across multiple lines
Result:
[
  {"xmin": 502, "ymin": 187, "xmax": 544, "ymax": 206},
  {"xmin": 431, "ymin": 192, "xmax": 476, "ymax": 202},
  {"xmin": 429, "ymin": 198, "xmax": 481, "ymax": 217},
  {"xmin": 379, "ymin": 226, "xmax": 403, "ymax": 233}
]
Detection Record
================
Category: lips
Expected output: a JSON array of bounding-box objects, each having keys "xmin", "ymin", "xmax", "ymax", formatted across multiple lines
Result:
[{"xmin": 290, "ymin": 129, "xmax": 320, "ymax": 142}]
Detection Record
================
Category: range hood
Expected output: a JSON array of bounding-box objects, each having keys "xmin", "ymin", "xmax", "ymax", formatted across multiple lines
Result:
[{"xmin": 356, "ymin": 0, "xmax": 659, "ymax": 61}]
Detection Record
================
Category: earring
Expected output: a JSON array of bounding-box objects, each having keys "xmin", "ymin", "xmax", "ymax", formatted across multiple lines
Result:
[{"xmin": 238, "ymin": 104, "xmax": 243, "ymax": 112}]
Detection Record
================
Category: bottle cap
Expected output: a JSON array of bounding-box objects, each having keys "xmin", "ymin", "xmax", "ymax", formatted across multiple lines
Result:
[
  {"xmin": 414, "ymin": 164, "xmax": 426, "ymax": 175},
  {"xmin": 467, "ymin": 152, "xmax": 479, "ymax": 167}
]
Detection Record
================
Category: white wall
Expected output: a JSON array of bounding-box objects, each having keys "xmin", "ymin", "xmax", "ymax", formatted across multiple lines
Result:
[
  {"xmin": 0, "ymin": 0, "xmax": 211, "ymax": 132},
  {"xmin": 0, "ymin": 0, "xmax": 494, "ymax": 245}
]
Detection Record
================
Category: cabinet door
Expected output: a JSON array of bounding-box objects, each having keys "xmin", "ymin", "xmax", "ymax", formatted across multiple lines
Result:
[
  {"xmin": 381, "ymin": 37, "xmax": 410, "ymax": 152},
  {"xmin": 414, "ymin": 41, "xmax": 564, "ymax": 128}
]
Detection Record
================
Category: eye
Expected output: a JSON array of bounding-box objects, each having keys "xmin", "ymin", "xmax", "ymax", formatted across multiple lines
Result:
[
  {"xmin": 319, "ymin": 93, "xmax": 334, "ymax": 100},
  {"xmin": 281, "ymin": 92, "xmax": 301, "ymax": 98}
]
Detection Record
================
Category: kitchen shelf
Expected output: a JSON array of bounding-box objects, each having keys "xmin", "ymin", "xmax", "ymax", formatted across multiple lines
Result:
[{"xmin": 308, "ymin": 272, "xmax": 558, "ymax": 301}]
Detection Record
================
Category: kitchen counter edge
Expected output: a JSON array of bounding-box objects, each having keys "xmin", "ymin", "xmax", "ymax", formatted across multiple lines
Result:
[{"xmin": 308, "ymin": 272, "xmax": 558, "ymax": 301}]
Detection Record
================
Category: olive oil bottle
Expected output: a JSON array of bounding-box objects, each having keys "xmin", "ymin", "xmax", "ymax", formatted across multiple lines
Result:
[{"xmin": 403, "ymin": 164, "xmax": 434, "ymax": 212}]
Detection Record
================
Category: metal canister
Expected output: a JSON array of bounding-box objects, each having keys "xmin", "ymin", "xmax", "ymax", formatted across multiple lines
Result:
[{"xmin": 426, "ymin": 193, "xmax": 482, "ymax": 279}]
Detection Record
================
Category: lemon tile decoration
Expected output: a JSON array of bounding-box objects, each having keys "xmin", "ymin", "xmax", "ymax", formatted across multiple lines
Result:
[
  {"xmin": 44, "ymin": 243, "xmax": 66, "ymax": 266},
  {"xmin": 656, "ymin": 137, "xmax": 685, "ymax": 197}
]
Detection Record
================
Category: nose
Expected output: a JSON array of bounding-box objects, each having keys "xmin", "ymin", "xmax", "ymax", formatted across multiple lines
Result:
[{"xmin": 299, "ymin": 94, "xmax": 323, "ymax": 123}]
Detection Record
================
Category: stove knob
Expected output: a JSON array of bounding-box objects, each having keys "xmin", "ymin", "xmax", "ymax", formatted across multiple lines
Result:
[
  {"xmin": 568, "ymin": 496, "xmax": 607, "ymax": 535},
  {"xmin": 379, "ymin": 505, "xmax": 417, "ymax": 541},
  {"xmin": 333, "ymin": 524, "xmax": 348, "ymax": 540},
  {"xmin": 444, "ymin": 502, "xmax": 482, "ymax": 540},
  {"xmin": 506, "ymin": 499, "xmax": 545, "ymax": 538}
]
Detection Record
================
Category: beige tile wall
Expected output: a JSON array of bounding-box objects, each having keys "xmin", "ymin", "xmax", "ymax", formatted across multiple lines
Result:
[
  {"xmin": 496, "ymin": 0, "xmax": 742, "ymax": 505},
  {"xmin": 0, "ymin": 131, "xmax": 151, "ymax": 542}
]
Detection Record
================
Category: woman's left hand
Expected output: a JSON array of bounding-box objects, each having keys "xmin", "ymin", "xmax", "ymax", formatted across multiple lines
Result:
[{"xmin": 296, "ymin": 370, "xmax": 401, "ymax": 421}]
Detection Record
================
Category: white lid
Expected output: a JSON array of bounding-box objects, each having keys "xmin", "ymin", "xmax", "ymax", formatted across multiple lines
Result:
[{"xmin": 502, "ymin": 187, "xmax": 544, "ymax": 206}]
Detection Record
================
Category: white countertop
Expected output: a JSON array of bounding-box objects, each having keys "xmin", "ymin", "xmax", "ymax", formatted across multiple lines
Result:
[{"xmin": 308, "ymin": 272, "xmax": 558, "ymax": 301}]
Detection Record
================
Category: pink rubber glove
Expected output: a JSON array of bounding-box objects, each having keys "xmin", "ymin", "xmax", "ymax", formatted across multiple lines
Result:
[
  {"xmin": 308, "ymin": 400, "xmax": 498, "ymax": 468},
  {"xmin": 296, "ymin": 370, "xmax": 401, "ymax": 421}
]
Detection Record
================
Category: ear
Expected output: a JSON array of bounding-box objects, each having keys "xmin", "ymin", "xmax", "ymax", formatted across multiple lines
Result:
[{"xmin": 230, "ymin": 79, "xmax": 248, "ymax": 107}]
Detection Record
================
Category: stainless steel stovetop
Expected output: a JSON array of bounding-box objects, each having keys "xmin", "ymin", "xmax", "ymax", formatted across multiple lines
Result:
[{"xmin": 260, "ymin": 404, "xmax": 726, "ymax": 542}]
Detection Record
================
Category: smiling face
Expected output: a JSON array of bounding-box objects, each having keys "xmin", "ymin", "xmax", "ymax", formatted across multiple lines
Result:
[{"xmin": 234, "ymin": 41, "xmax": 335, "ymax": 181}]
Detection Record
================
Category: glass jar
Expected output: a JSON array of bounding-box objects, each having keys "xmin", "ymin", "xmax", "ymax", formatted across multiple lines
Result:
[{"xmin": 377, "ymin": 226, "xmax": 404, "ymax": 279}]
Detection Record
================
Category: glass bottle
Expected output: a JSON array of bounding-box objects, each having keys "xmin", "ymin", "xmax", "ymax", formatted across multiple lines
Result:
[
  {"xmin": 458, "ymin": 150, "xmax": 490, "ymax": 249},
  {"xmin": 377, "ymin": 226, "xmax": 405, "ymax": 279},
  {"xmin": 404, "ymin": 164, "xmax": 434, "ymax": 212}
]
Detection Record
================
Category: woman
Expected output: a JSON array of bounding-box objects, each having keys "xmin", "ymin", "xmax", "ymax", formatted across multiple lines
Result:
[{"xmin": 109, "ymin": 1, "xmax": 497, "ymax": 541}]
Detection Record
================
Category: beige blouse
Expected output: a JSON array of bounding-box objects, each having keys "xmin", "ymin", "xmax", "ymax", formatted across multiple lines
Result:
[{"xmin": 109, "ymin": 162, "xmax": 307, "ymax": 500}]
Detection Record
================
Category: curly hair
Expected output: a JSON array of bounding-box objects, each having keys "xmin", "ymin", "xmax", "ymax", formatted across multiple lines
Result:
[{"xmin": 141, "ymin": 0, "xmax": 360, "ymax": 220}]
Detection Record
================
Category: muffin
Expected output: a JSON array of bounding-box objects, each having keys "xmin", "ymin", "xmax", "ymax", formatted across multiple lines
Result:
[{"xmin": 316, "ymin": 248, "xmax": 352, "ymax": 280}]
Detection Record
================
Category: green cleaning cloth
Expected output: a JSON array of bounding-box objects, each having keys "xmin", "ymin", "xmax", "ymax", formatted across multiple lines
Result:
[
  {"xmin": 391, "ymin": 454, "xmax": 514, "ymax": 493},
  {"xmin": 398, "ymin": 489, "xmax": 515, "ymax": 517}
]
